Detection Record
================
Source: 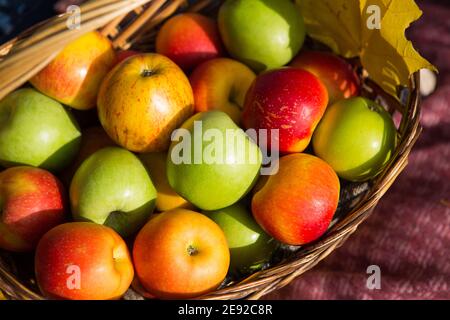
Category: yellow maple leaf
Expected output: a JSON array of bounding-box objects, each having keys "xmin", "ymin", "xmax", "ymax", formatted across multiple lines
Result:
[{"xmin": 296, "ymin": 0, "xmax": 437, "ymax": 97}]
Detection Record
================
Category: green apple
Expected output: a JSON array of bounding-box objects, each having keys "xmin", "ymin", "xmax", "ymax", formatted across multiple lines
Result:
[
  {"xmin": 218, "ymin": 0, "xmax": 305, "ymax": 72},
  {"xmin": 313, "ymin": 97, "xmax": 397, "ymax": 181},
  {"xmin": 204, "ymin": 202, "xmax": 277, "ymax": 274},
  {"xmin": 167, "ymin": 111, "xmax": 262, "ymax": 210},
  {"xmin": 0, "ymin": 88, "xmax": 81, "ymax": 172},
  {"xmin": 70, "ymin": 146, "xmax": 157, "ymax": 237}
]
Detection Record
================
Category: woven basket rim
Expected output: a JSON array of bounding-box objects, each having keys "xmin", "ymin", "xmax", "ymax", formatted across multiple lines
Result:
[{"xmin": 0, "ymin": 0, "xmax": 422, "ymax": 300}]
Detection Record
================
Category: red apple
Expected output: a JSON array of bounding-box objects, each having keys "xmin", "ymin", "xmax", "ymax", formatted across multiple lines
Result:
[
  {"xmin": 133, "ymin": 209, "xmax": 230, "ymax": 299},
  {"xmin": 242, "ymin": 68, "xmax": 328, "ymax": 153},
  {"xmin": 290, "ymin": 51, "xmax": 360, "ymax": 104},
  {"xmin": 156, "ymin": 13, "xmax": 224, "ymax": 71},
  {"xmin": 0, "ymin": 167, "xmax": 66, "ymax": 252},
  {"xmin": 252, "ymin": 153, "xmax": 340, "ymax": 245},
  {"xmin": 30, "ymin": 31, "xmax": 116, "ymax": 110},
  {"xmin": 35, "ymin": 222, "xmax": 134, "ymax": 300},
  {"xmin": 190, "ymin": 58, "xmax": 256, "ymax": 123}
]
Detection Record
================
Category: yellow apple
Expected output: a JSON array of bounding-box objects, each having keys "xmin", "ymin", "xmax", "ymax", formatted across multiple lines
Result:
[{"xmin": 97, "ymin": 53, "xmax": 194, "ymax": 152}]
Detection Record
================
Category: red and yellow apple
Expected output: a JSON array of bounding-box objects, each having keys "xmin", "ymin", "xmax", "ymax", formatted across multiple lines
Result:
[
  {"xmin": 133, "ymin": 209, "xmax": 229, "ymax": 299},
  {"xmin": 190, "ymin": 58, "xmax": 256, "ymax": 124},
  {"xmin": 35, "ymin": 222, "xmax": 134, "ymax": 300},
  {"xmin": 30, "ymin": 31, "xmax": 116, "ymax": 110},
  {"xmin": 252, "ymin": 153, "xmax": 340, "ymax": 245},
  {"xmin": 242, "ymin": 68, "xmax": 328, "ymax": 153},
  {"xmin": 290, "ymin": 51, "xmax": 360, "ymax": 104},
  {"xmin": 97, "ymin": 53, "xmax": 194, "ymax": 152},
  {"xmin": 139, "ymin": 152, "xmax": 194, "ymax": 212},
  {"xmin": 156, "ymin": 13, "xmax": 224, "ymax": 71},
  {"xmin": 0, "ymin": 167, "xmax": 66, "ymax": 252}
]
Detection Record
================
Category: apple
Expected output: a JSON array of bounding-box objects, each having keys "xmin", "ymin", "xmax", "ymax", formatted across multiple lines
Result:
[
  {"xmin": 156, "ymin": 13, "xmax": 224, "ymax": 71},
  {"xmin": 30, "ymin": 31, "xmax": 116, "ymax": 110},
  {"xmin": 252, "ymin": 153, "xmax": 340, "ymax": 245},
  {"xmin": 218, "ymin": 0, "xmax": 305, "ymax": 72},
  {"xmin": 242, "ymin": 68, "xmax": 328, "ymax": 153},
  {"xmin": 133, "ymin": 209, "xmax": 229, "ymax": 299},
  {"xmin": 190, "ymin": 58, "xmax": 256, "ymax": 124},
  {"xmin": 312, "ymin": 97, "xmax": 397, "ymax": 181},
  {"xmin": 70, "ymin": 147, "xmax": 157, "ymax": 237},
  {"xmin": 114, "ymin": 50, "xmax": 140, "ymax": 66},
  {"xmin": 61, "ymin": 126, "xmax": 116, "ymax": 186},
  {"xmin": 203, "ymin": 202, "xmax": 277, "ymax": 274},
  {"xmin": 98, "ymin": 53, "xmax": 194, "ymax": 153},
  {"xmin": 35, "ymin": 222, "xmax": 134, "ymax": 300},
  {"xmin": 0, "ymin": 167, "xmax": 66, "ymax": 252},
  {"xmin": 290, "ymin": 51, "xmax": 360, "ymax": 104},
  {"xmin": 139, "ymin": 152, "xmax": 194, "ymax": 212},
  {"xmin": 167, "ymin": 111, "xmax": 262, "ymax": 210},
  {"xmin": 0, "ymin": 88, "xmax": 81, "ymax": 172}
]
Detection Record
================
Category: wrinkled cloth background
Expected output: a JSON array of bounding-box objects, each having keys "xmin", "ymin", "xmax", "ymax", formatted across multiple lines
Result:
[{"xmin": 265, "ymin": 0, "xmax": 450, "ymax": 300}]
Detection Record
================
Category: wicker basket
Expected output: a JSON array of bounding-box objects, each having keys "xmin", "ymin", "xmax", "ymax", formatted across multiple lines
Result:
[{"xmin": 0, "ymin": 0, "xmax": 421, "ymax": 300}]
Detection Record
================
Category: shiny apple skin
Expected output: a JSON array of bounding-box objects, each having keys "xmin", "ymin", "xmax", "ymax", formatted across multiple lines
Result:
[
  {"xmin": 70, "ymin": 147, "xmax": 157, "ymax": 238},
  {"xmin": 312, "ymin": 97, "xmax": 397, "ymax": 181},
  {"xmin": 242, "ymin": 68, "xmax": 328, "ymax": 153},
  {"xmin": 35, "ymin": 222, "xmax": 134, "ymax": 300},
  {"xmin": 190, "ymin": 58, "xmax": 256, "ymax": 124},
  {"xmin": 133, "ymin": 209, "xmax": 230, "ymax": 299},
  {"xmin": 30, "ymin": 31, "xmax": 116, "ymax": 110},
  {"xmin": 252, "ymin": 153, "xmax": 340, "ymax": 245},
  {"xmin": 156, "ymin": 13, "xmax": 224, "ymax": 71},
  {"xmin": 97, "ymin": 53, "xmax": 194, "ymax": 153},
  {"xmin": 0, "ymin": 88, "xmax": 81, "ymax": 172},
  {"xmin": 0, "ymin": 166, "xmax": 66, "ymax": 252},
  {"xmin": 290, "ymin": 51, "xmax": 360, "ymax": 104}
]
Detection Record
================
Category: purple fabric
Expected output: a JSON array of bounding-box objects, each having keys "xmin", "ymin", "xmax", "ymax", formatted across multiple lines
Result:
[{"xmin": 264, "ymin": 1, "xmax": 450, "ymax": 300}]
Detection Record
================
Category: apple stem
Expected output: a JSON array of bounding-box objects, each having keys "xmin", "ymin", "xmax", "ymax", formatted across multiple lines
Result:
[
  {"xmin": 141, "ymin": 69, "xmax": 157, "ymax": 77},
  {"xmin": 187, "ymin": 245, "xmax": 198, "ymax": 256}
]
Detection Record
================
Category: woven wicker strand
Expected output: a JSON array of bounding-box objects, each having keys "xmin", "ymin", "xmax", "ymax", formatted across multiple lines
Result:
[{"xmin": 0, "ymin": 0, "xmax": 421, "ymax": 300}]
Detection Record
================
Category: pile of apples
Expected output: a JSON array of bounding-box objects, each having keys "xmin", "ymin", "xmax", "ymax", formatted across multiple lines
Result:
[{"xmin": 0, "ymin": 0, "xmax": 397, "ymax": 300}]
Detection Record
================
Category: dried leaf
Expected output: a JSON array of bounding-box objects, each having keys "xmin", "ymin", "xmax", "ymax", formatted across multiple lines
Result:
[{"xmin": 297, "ymin": 0, "xmax": 437, "ymax": 97}]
